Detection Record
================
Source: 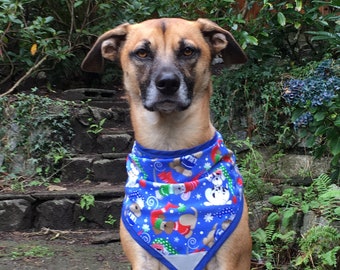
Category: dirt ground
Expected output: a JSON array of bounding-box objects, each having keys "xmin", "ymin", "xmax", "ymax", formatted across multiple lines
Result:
[{"xmin": 0, "ymin": 229, "xmax": 131, "ymax": 270}]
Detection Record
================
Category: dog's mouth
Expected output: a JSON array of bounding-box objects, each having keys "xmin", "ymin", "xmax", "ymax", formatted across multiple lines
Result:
[
  {"xmin": 142, "ymin": 85, "xmax": 192, "ymax": 113},
  {"xmin": 145, "ymin": 99, "xmax": 191, "ymax": 113}
]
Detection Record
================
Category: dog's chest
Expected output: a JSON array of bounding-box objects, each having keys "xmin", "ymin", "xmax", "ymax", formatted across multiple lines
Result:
[{"xmin": 122, "ymin": 132, "xmax": 244, "ymax": 269}]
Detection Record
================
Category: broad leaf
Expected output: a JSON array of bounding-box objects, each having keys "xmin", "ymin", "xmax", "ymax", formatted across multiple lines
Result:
[
  {"xmin": 277, "ymin": 12, "xmax": 286, "ymax": 26},
  {"xmin": 328, "ymin": 136, "xmax": 340, "ymax": 156}
]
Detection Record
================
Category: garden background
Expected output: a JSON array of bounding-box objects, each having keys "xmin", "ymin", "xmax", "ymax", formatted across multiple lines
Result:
[{"xmin": 0, "ymin": 0, "xmax": 339, "ymax": 269}]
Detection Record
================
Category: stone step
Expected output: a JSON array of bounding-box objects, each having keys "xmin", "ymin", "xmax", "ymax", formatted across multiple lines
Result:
[
  {"xmin": 104, "ymin": 107, "xmax": 131, "ymax": 129},
  {"xmin": 61, "ymin": 154, "xmax": 128, "ymax": 184},
  {"xmin": 72, "ymin": 104, "xmax": 131, "ymax": 131},
  {"xmin": 97, "ymin": 129, "xmax": 134, "ymax": 154},
  {"xmin": 72, "ymin": 127, "xmax": 134, "ymax": 154},
  {"xmin": 0, "ymin": 183, "xmax": 125, "ymax": 231},
  {"xmin": 62, "ymin": 88, "xmax": 129, "ymax": 110}
]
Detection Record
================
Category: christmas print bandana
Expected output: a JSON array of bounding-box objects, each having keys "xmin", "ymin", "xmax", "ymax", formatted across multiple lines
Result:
[{"xmin": 122, "ymin": 132, "xmax": 244, "ymax": 270}]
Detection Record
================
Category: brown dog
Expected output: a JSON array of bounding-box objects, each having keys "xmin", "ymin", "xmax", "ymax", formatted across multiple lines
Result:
[{"xmin": 82, "ymin": 18, "xmax": 252, "ymax": 270}]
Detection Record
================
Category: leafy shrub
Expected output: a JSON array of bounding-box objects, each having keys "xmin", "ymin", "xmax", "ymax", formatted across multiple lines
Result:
[
  {"xmin": 0, "ymin": 0, "xmax": 73, "ymax": 93},
  {"xmin": 0, "ymin": 0, "xmax": 120, "ymax": 92},
  {"xmin": 295, "ymin": 225, "xmax": 340, "ymax": 269},
  {"xmin": 0, "ymin": 93, "xmax": 74, "ymax": 188},
  {"xmin": 232, "ymin": 138, "xmax": 275, "ymax": 201},
  {"xmin": 283, "ymin": 59, "xmax": 340, "ymax": 181},
  {"xmin": 253, "ymin": 174, "xmax": 340, "ymax": 269},
  {"xmin": 246, "ymin": 0, "xmax": 339, "ymax": 62},
  {"xmin": 211, "ymin": 61, "xmax": 289, "ymax": 145},
  {"xmin": 1, "ymin": 0, "xmax": 337, "ymax": 93}
]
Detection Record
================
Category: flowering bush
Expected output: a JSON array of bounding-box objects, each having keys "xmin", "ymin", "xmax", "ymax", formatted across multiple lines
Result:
[{"xmin": 283, "ymin": 60, "xmax": 340, "ymax": 181}]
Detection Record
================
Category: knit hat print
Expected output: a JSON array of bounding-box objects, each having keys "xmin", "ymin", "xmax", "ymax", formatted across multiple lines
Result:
[{"xmin": 154, "ymin": 218, "xmax": 163, "ymax": 230}]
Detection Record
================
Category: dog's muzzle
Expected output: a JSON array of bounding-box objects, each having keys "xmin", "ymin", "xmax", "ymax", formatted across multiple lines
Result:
[{"xmin": 143, "ymin": 67, "xmax": 192, "ymax": 113}]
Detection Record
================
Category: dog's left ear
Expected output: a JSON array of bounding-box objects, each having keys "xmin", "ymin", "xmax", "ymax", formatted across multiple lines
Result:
[
  {"xmin": 197, "ymin": 18, "xmax": 247, "ymax": 66},
  {"xmin": 81, "ymin": 23, "xmax": 129, "ymax": 73}
]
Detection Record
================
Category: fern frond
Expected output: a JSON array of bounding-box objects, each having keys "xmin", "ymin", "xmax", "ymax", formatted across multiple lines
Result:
[
  {"xmin": 296, "ymin": 225, "xmax": 340, "ymax": 268},
  {"xmin": 314, "ymin": 173, "xmax": 332, "ymax": 194},
  {"xmin": 304, "ymin": 173, "xmax": 333, "ymax": 203},
  {"xmin": 319, "ymin": 184, "xmax": 340, "ymax": 221},
  {"xmin": 321, "ymin": 247, "xmax": 340, "ymax": 267}
]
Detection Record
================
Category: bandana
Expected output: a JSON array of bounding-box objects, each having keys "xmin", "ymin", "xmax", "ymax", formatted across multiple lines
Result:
[{"xmin": 122, "ymin": 132, "xmax": 244, "ymax": 270}]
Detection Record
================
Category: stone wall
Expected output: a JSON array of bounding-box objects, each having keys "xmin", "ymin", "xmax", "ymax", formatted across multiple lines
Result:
[{"xmin": 0, "ymin": 187, "xmax": 124, "ymax": 231}]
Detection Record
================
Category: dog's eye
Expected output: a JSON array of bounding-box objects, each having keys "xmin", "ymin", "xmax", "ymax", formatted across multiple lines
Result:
[
  {"xmin": 183, "ymin": 47, "xmax": 195, "ymax": 57},
  {"xmin": 136, "ymin": 49, "xmax": 148, "ymax": 58}
]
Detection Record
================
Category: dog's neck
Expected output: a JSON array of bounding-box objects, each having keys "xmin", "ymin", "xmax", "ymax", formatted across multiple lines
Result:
[{"xmin": 129, "ymin": 92, "xmax": 215, "ymax": 151}]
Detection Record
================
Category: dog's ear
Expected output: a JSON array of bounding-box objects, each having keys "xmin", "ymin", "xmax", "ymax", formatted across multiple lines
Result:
[
  {"xmin": 81, "ymin": 23, "xmax": 129, "ymax": 73},
  {"xmin": 197, "ymin": 18, "xmax": 247, "ymax": 66}
]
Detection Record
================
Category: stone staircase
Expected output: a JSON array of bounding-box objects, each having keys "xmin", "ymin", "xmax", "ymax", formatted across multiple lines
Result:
[
  {"xmin": 61, "ymin": 88, "xmax": 133, "ymax": 185},
  {"xmin": 33, "ymin": 88, "xmax": 134, "ymax": 231},
  {"xmin": 0, "ymin": 88, "xmax": 138, "ymax": 232},
  {"xmin": 0, "ymin": 88, "xmax": 135, "ymax": 231}
]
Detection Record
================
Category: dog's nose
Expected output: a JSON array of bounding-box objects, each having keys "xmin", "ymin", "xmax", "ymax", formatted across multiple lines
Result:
[{"xmin": 155, "ymin": 71, "xmax": 180, "ymax": 95}]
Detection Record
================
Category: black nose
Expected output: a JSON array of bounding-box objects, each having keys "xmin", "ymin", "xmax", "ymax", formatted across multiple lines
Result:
[{"xmin": 155, "ymin": 71, "xmax": 180, "ymax": 95}]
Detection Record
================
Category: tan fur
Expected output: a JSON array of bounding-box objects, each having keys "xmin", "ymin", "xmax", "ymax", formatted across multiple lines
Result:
[{"xmin": 82, "ymin": 18, "xmax": 251, "ymax": 269}]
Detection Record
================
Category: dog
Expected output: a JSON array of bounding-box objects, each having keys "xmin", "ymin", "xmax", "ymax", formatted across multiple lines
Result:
[{"xmin": 82, "ymin": 18, "xmax": 252, "ymax": 270}]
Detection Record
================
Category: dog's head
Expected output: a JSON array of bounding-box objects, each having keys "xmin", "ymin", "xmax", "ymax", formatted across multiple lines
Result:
[{"xmin": 82, "ymin": 18, "xmax": 246, "ymax": 114}]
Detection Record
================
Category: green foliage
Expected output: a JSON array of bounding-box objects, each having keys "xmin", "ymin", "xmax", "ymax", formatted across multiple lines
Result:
[
  {"xmin": 295, "ymin": 225, "xmax": 340, "ymax": 269},
  {"xmin": 253, "ymin": 173, "xmax": 340, "ymax": 269},
  {"xmin": 0, "ymin": 0, "xmax": 113, "ymax": 89},
  {"xmin": 0, "ymin": 93, "xmax": 74, "ymax": 189},
  {"xmin": 10, "ymin": 245, "xmax": 54, "ymax": 259},
  {"xmin": 245, "ymin": 0, "xmax": 339, "ymax": 62},
  {"xmin": 232, "ymin": 138, "xmax": 274, "ymax": 201},
  {"xmin": 1, "ymin": 0, "xmax": 338, "ymax": 91},
  {"xmin": 105, "ymin": 214, "xmax": 117, "ymax": 226},
  {"xmin": 87, "ymin": 117, "xmax": 106, "ymax": 135},
  {"xmin": 304, "ymin": 174, "xmax": 340, "ymax": 221},
  {"xmin": 0, "ymin": 0, "xmax": 73, "ymax": 89},
  {"xmin": 305, "ymin": 1, "xmax": 340, "ymax": 56},
  {"xmin": 79, "ymin": 193, "xmax": 95, "ymax": 222},
  {"xmin": 79, "ymin": 194, "xmax": 95, "ymax": 211},
  {"xmin": 283, "ymin": 59, "xmax": 340, "ymax": 181},
  {"xmin": 252, "ymin": 212, "xmax": 296, "ymax": 269},
  {"xmin": 212, "ymin": 58, "xmax": 339, "ymax": 183},
  {"xmin": 270, "ymin": 174, "xmax": 339, "ymax": 222},
  {"xmin": 211, "ymin": 61, "xmax": 290, "ymax": 145}
]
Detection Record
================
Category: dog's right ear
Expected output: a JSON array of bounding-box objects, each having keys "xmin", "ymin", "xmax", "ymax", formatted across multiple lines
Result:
[{"xmin": 81, "ymin": 23, "xmax": 129, "ymax": 73}]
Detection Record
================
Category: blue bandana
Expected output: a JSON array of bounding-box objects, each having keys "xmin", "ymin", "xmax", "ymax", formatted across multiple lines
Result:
[{"xmin": 122, "ymin": 132, "xmax": 244, "ymax": 270}]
